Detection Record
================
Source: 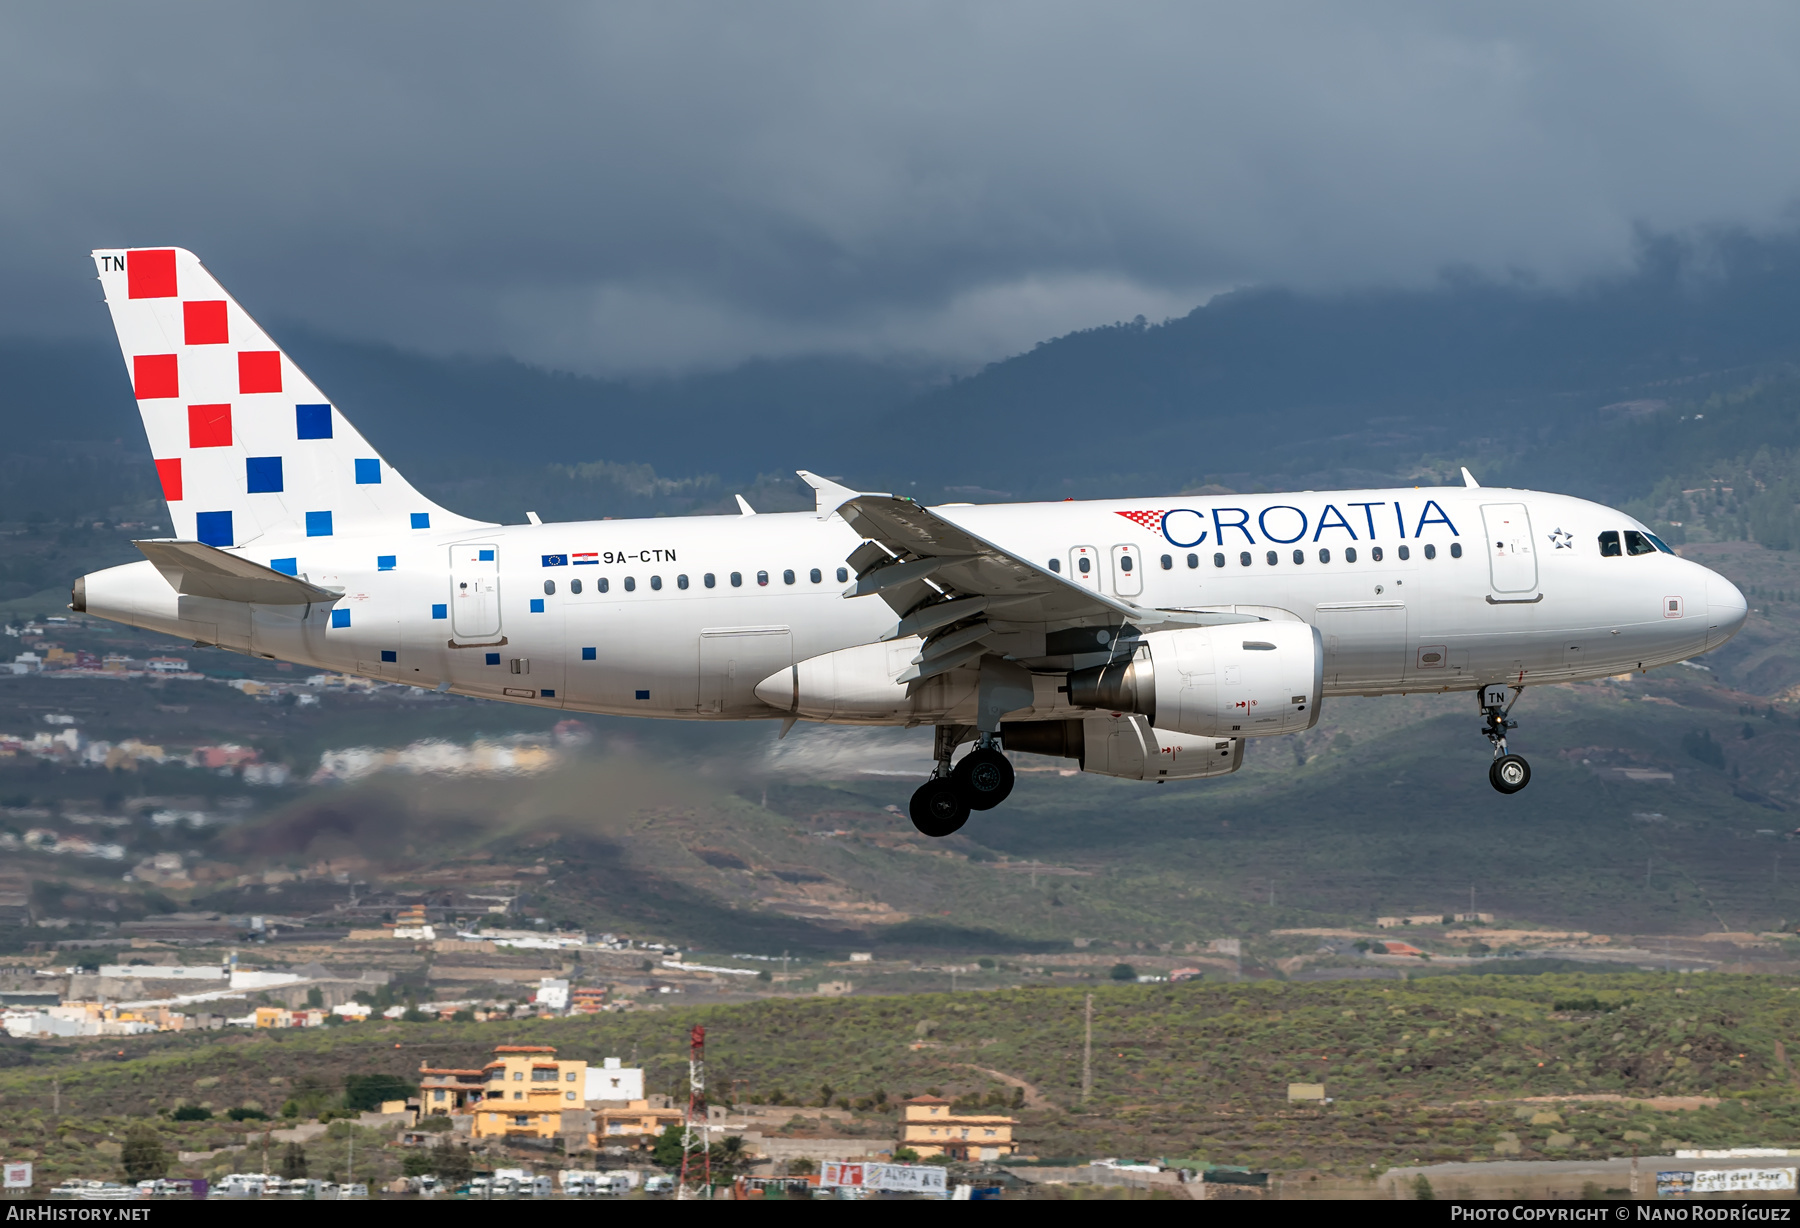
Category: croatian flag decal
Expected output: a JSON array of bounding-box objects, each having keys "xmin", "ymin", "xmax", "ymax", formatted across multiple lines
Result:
[
  {"xmin": 572, "ymin": 552, "xmax": 599, "ymax": 565},
  {"xmin": 541, "ymin": 554, "xmax": 568, "ymax": 567}
]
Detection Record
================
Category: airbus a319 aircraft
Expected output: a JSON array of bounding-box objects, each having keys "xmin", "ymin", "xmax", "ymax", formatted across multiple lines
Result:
[{"xmin": 72, "ymin": 248, "xmax": 1750, "ymax": 836}]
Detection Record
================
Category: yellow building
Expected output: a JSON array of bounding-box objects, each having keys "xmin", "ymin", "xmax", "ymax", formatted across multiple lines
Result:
[
  {"xmin": 899, "ymin": 1096, "xmax": 1019, "ymax": 1162},
  {"xmin": 470, "ymin": 1045, "xmax": 588, "ymax": 1140},
  {"xmin": 595, "ymin": 1099, "xmax": 685, "ymax": 1143}
]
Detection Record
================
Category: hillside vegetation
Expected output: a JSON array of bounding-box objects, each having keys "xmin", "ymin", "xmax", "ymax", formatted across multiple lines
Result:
[{"xmin": 7, "ymin": 974, "xmax": 1800, "ymax": 1183}]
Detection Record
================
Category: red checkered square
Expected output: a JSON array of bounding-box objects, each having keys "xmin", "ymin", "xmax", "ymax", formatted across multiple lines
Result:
[
  {"xmin": 127, "ymin": 249, "xmax": 178, "ymax": 299},
  {"xmin": 238, "ymin": 350, "xmax": 281, "ymax": 394},
  {"xmin": 187, "ymin": 404, "xmax": 232, "ymax": 449},
  {"xmin": 1115, "ymin": 509, "xmax": 1165, "ymax": 532},
  {"xmin": 154, "ymin": 458, "xmax": 183, "ymax": 502},
  {"xmin": 132, "ymin": 354, "xmax": 178, "ymax": 400},
  {"xmin": 184, "ymin": 300, "xmax": 229, "ymax": 345}
]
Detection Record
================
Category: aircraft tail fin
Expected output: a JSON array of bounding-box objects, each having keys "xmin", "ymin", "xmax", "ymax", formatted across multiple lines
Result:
[{"xmin": 90, "ymin": 247, "xmax": 483, "ymax": 550}]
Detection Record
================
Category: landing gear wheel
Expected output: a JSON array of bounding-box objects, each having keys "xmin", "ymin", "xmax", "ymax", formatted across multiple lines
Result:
[
  {"xmin": 953, "ymin": 747, "xmax": 1015, "ymax": 811},
  {"xmin": 1489, "ymin": 753, "xmax": 1531, "ymax": 794},
  {"xmin": 910, "ymin": 779, "xmax": 971, "ymax": 837}
]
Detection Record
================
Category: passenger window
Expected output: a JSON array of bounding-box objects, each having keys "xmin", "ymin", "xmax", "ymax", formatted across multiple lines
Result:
[
  {"xmin": 1424, "ymin": 543, "xmax": 1437, "ymax": 560},
  {"xmin": 1345, "ymin": 547, "xmax": 1357, "ymax": 563},
  {"xmin": 1598, "ymin": 530, "xmax": 1621, "ymax": 557},
  {"xmin": 1318, "ymin": 548, "xmax": 1330, "ymax": 563},
  {"xmin": 543, "ymin": 580, "xmax": 555, "ymax": 595},
  {"xmin": 677, "ymin": 574, "xmax": 689, "ymax": 589},
  {"xmin": 1214, "ymin": 553, "xmax": 1225, "ymax": 568},
  {"xmin": 1397, "ymin": 545, "xmax": 1410, "ymax": 561},
  {"xmin": 810, "ymin": 568, "xmax": 822, "ymax": 583},
  {"xmin": 730, "ymin": 572, "xmax": 742, "ymax": 587},
  {"xmin": 624, "ymin": 577, "xmax": 636, "ymax": 592},
  {"xmin": 1291, "ymin": 549, "xmax": 1303, "ymax": 565},
  {"xmin": 1078, "ymin": 557, "xmax": 1091, "ymax": 575},
  {"xmin": 783, "ymin": 569, "xmax": 795, "ymax": 585},
  {"xmin": 598, "ymin": 577, "xmax": 609, "ymax": 593},
  {"xmin": 757, "ymin": 571, "xmax": 769, "ymax": 586},
  {"xmin": 1049, "ymin": 558, "xmax": 1062, "ymax": 573},
  {"xmin": 704, "ymin": 573, "xmax": 716, "ymax": 588},
  {"xmin": 1450, "ymin": 542, "xmax": 1462, "ymax": 558},
  {"xmin": 836, "ymin": 566, "xmax": 849, "ymax": 581},
  {"xmin": 1120, "ymin": 555, "xmax": 1133, "ymax": 573},
  {"xmin": 1160, "ymin": 554, "xmax": 1172, "ymax": 570},
  {"xmin": 1624, "ymin": 530, "xmax": 1656, "ymax": 557},
  {"xmin": 1266, "ymin": 551, "xmax": 1277, "ymax": 566},
  {"xmin": 1371, "ymin": 546, "xmax": 1383, "ymax": 562},
  {"xmin": 570, "ymin": 579, "xmax": 582, "ymax": 595},
  {"xmin": 1239, "ymin": 552, "xmax": 1251, "ymax": 567},
  {"xmin": 1187, "ymin": 553, "xmax": 1198, "ymax": 569},
  {"xmin": 650, "ymin": 575, "xmax": 663, "ymax": 591}
]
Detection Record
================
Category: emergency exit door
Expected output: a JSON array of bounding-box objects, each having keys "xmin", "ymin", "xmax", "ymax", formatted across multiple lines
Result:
[{"xmin": 450, "ymin": 544, "xmax": 502, "ymax": 642}]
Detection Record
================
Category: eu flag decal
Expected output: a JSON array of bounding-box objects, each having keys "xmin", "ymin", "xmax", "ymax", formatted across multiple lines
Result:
[
  {"xmin": 541, "ymin": 554, "xmax": 568, "ymax": 567},
  {"xmin": 572, "ymin": 552, "xmax": 598, "ymax": 565}
]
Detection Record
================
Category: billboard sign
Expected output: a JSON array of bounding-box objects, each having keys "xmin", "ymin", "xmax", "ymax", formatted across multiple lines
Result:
[
  {"xmin": 1692, "ymin": 1168, "xmax": 1796, "ymax": 1194},
  {"xmin": 820, "ymin": 1162, "xmax": 948, "ymax": 1193},
  {"xmin": 2, "ymin": 1162, "xmax": 30, "ymax": 1190}
]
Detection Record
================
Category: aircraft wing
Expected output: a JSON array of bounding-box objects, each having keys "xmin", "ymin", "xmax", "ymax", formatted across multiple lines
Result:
[
  {"xmin": 838, "ymin": 495, "xmax": 1258, "ymax": 632},
  {"xmin": 135, "ymin": 540, "xmax": 341, "ymax": 605}
]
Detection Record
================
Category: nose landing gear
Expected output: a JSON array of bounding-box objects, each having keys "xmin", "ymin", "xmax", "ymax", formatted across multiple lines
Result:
[
  {"xmin": 1480, "ymin": 684, "xmax": 1530, "ymax": 794},
  {"xmin": 908, "ymin": 727, "xmax": 1016, "ymax": 837}
]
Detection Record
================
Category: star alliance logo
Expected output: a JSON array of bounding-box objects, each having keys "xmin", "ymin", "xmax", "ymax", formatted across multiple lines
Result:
[{"xmin": 1548, "ymin": 528, "xmax": 1573, "ymax": 549}]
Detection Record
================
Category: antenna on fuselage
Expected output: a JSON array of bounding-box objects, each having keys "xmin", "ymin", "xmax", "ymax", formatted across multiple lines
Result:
[
  {"xmin": 735, "ymin": 495, "xmax": 757, "ymax": 516},
  {"xmin": 1461, "ymin": 467, "xmax": 1481, "ymax": 488}
]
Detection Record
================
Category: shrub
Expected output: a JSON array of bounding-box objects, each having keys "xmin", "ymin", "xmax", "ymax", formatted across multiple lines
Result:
[
  {"xmin": 1110, "ymin": 963, "xmax": 1137, "ymax": 981},
  {"xmin": 170, "ymin": 1105, "xmax": 212, "ymax": 1122},
  {"xmin": 226, "ymin": 1107, "xmax": 268, "ymax": 1121},
  {"xmin": 121, "ymin": 1126, "xmax": 167, "ymax": 1182}
]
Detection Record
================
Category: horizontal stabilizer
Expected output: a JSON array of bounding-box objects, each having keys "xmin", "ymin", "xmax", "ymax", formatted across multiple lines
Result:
[{"xmin": 134, "ymin": 540, "xmax": 340, "ymax": 605}]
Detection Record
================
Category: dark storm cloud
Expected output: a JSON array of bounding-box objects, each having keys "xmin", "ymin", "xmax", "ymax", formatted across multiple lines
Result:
[{"xmin": 4, "ymin": 2, "xmax": 1800, "ymax": 372}]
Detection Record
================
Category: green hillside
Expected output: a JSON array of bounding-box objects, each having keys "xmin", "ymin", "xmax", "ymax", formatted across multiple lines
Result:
[{"xmin": 7, "ymin": 973, "xmax": 1800, "ymax": 1185}]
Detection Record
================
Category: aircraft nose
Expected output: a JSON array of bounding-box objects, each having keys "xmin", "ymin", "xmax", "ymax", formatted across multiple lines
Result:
[{"xmin": 1707, "ymin": 571, "xmax": 1748, "ymax": 647}]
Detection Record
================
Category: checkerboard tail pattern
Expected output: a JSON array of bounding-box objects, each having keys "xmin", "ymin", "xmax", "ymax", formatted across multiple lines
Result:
[
  {"xmin": 91, "ymin": 247, "xmax": 480, "ymax": 550},
  {"xmin": 1115, "ymin": 509, "xmax": 1166, "ymax": 532}
]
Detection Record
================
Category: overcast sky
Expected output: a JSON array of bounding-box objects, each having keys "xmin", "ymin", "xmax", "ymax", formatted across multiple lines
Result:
[{"xmin": 6, "ymin": 2, "xmax": 1800, "ymax": 375}]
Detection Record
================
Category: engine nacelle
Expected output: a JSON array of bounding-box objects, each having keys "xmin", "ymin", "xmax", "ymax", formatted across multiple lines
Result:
[
  {"xmin": 1002, "ymin": 715, "xmax": 1243, "ymax": 780},
  {"xmin": 1066, "ymin": 621, "xmax": 1323, "ymax": 738}
]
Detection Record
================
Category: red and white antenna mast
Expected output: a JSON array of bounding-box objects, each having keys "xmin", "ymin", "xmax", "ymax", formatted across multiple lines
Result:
[{"xmin": 677, "ymin": 1024, "xmax": 711, "ymax": 1199}]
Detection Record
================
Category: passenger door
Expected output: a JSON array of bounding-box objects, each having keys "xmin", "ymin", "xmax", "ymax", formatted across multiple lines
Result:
[
  {"xmin": 449, "ymin": 544, "xmax": 504, "ymax": 644},
  {"xmin": 1480, "ymin": 504, "xmax": 1538, "ymax": 595}
]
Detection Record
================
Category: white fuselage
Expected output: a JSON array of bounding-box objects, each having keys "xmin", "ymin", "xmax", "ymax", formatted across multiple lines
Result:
[{"xmin": 78, "ymin": 485, "xmax": 1747, "ymax": 727}]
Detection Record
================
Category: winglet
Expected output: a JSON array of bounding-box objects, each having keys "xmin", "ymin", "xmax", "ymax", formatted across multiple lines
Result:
[
  {"xmin": 796, "ymin": 470, "xmax": 863, "ymax": 519},
  {"xmin": 1461, "ymin": 467, "xmax": 1481, "ymax": 488},
  {"xmin": 735, "ymin": 495, "xmax": 757, "ymax": 516}
]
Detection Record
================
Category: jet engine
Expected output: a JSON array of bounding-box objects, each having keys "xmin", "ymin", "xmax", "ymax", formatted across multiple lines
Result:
[
  {"xmin": 1002, "ymin": 715, "xmax": 1242, "ymax": 781},
  {"xmin": 1065, "ymin": 621, "xmax": 1323, "ymax": 738}
]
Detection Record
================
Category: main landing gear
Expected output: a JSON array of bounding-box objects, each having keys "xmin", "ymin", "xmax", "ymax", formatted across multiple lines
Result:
[
  {"xmin": 1480, "ymin": 684, "xmax": 1531, "ymax": 794},
  {"xmin": 909, "ymin": 727, "xmax": 1016, "ymax": 837}
]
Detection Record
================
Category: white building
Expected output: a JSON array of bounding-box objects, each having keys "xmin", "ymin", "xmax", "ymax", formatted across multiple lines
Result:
[
  {"xmin": 533, "ymin": 978, "xmax": 569, "ymax": 1011},
  {"xmin": 584, "ymin": 1057, "xmax": 644, "ymax": 1102}
]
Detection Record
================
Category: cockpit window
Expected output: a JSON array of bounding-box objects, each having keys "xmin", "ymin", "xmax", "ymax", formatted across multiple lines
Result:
[
  {"xmin": 1624, "ymin": 530, "xmax": 1657, "ymax": 556},
  {"xmin": 1598, "ymin": 530, "xmax": 1621, "ymax": 557},
  {"xmin": 1644, "ymin": 532, "xmax": 1675, "ymax": 555}
]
